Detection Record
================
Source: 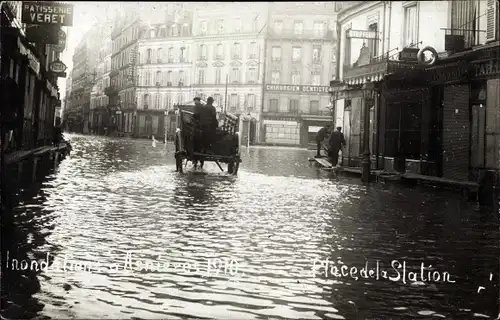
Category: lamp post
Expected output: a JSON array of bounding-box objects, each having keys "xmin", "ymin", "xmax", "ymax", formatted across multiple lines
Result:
[{"xmin": 361, "ymin": 79, "xmax": 375, "ymax": 183}]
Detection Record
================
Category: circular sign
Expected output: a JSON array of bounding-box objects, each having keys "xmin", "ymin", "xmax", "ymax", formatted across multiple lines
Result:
[
  {"xmin": 58, "ymin": 29, "xmax": 66, "ymax": 40},
  {"xmin": 50, "ymin": 60, "xmax": 67, "ymax": 73},
  {"xmin": 52, "ymin": 38, "xmax": 66, "ymax": 52},
  {"xmin": 417, "ymin": 46, "xmax": 438, "ymax": 66}
]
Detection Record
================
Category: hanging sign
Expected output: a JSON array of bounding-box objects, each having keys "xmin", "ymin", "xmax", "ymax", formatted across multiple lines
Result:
[
  {"xmin": 346, "ymin": 29, "xmax": 379, "ymax": 39},
  {"xmin": 52, "ymin": 29, "xmax": 66, "ymax": 52},
  {"xmin": 49, "ymin": 60, "xmax": 67, "ymax": 73},
  {"xmin": 21, "ymin": 2, "xmax": 74, "ymax": 26}
]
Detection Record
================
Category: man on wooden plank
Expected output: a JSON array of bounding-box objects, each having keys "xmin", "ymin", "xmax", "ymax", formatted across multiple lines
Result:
[{"xmin": 328, "ymin": 127, "xmax": 346, "ymax": 167}]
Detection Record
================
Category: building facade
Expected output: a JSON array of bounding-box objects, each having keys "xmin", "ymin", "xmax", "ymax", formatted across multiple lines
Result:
[
  {"xmin": 66, "ymin": 25, "xmax": 102, "ymax": 133},
  {"xmin": 191, "ymin": 2, "xmax": 269, "ymax": 144},
  {"xmin": 90, "ymin": 20, "xmax": 113, "ymax": 135},
  {"xmin": 1, "ymin": 1, "xmax": 62, "ymax": 152},
  {"xmin": 333, "ymin": 0, "xmax": 500, "ymax": 182},
  {"xmin": 261, "ymin": 2, "xmax": 337, "ymax": 147},
  {"xmin": 135, "ymin": 10, "xmax": 194, "ymax": 139}
]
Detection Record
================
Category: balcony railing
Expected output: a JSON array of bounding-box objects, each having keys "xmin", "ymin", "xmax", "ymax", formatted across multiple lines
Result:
[
  {"xmin": 268, "ymin": 28, "xmax": 335, "ymax": 41},
  {"xmin": 263, "ymin": 110, "xmax": 331, "ymax": 116}
]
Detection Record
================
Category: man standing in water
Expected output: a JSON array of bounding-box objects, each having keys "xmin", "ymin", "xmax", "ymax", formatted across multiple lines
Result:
[
  {"xmin": 314, "ymin": 125, "xmax": 331, "ymax": 158},
  {"xmin": 328, "ymin": 127, "xmax": 346, "ymax": 167}
]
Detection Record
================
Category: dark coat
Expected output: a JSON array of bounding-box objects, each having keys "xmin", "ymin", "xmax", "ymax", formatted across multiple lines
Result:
[
  {"xmin": 193, "ymin": 104, "xmax": 218, "ymax": 130},
  {"xmin": 315, "ymin": 127, "xmax": 328, "ymax": 142},
  {"xmin": 329, "ymin": 131, "xmax": 346, "ymax": 150}
]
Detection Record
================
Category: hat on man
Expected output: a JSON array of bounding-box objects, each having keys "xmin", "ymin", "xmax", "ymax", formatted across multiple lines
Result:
[
  {"xmin": 193, "ymin": 97, "xmax": 201, "ymax": 101},
  {"xmin": 207, "ymin": 96, "xmax": 214, "ymax": 103}
]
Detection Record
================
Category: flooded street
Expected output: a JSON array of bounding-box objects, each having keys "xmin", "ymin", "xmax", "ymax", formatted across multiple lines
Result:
[{"xmin": 2, "ymin": 134, "xmax": 498, "ymax": 319}]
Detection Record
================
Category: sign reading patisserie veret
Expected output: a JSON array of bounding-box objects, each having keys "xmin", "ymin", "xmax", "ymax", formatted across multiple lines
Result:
[
  {"xmin": 265, "ymin": 84, "xmax": 330, "ymax": 93},
  {"xmin": 22, "ymin": 2, "xmax": 74, "ymax": 26}
]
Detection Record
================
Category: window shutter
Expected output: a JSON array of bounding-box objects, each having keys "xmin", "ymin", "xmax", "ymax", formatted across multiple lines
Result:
[{"xmin": 486, "ymin": 0, "xmax": 498, "ymax": 42}]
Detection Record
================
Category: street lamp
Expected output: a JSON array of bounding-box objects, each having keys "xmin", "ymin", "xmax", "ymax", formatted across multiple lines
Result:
[{"xmin": 361, "ymin": 79, "xmax": 375, "ymax": 183}]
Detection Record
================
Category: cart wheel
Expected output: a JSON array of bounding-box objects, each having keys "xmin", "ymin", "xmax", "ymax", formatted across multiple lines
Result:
[
  {"xmin": 227, "ymin": 162, "xmax": 235, "ymax": 174},
  {"xmin": 233, "ymin": 161, "xmax": 240, "ymax": 175},
  {"xmin": 228, "ymin": 161, "xmax": 239, "ymax": 175}
]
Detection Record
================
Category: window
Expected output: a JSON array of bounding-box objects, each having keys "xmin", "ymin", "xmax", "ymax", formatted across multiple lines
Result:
[
  {"xmin": 168, "ymin": 47, "xmax": 173, "ymax": 63},
  {"xmin": 404, "ymin": 5, "xmax": 418, "ymax": 47},
  {"xmin": 199, "ymin": 44, "xmax": 207, "ymax": 60},
  {"xmin": 217, "ymin": 19, "xmax": 224, "ymax": 34},
  {"xmin": 234, "ymin": 18, "xmax": 242, "ymax": 32},
  {"xmin": 314, "ymin": 21, "xmax": 324, "ymax": 36},
  {"xmin": 150, "ymin": 29, "xmax": 155, "ymax": 38},
  {"xmin": 154, "ymin": 93, "xmax": 160, "ymax": 109},
  {"xmin": 216, "ymin": 43, "xmax": 223, "ymax": 59},
  {"xmin": 310, "ymin": 100, "xmax": 319, "ymax": 114},
  {"xmin": 312, "ymin": 45, "xmax": 321, "ymax": 63},
  {"xmin": 198, "ymin": 69, "xmax": 205, "ymax": 84},
  {"xmin": 249, "ymin": 42, "xmax": 257, "ymax": 59},
  {"xmin": 292, "ymin": 47, "xmax": 301, "ymax": 62},
  {"xmin": 182, "ymin": 23, "xmax": 190, "ymax": 36},
  {"xmin": 232, "ymin": 42, "xmax": 241, "ymax": 59},
  {"xmin": 368, "ymin": 23, "xmax": 379, "ymax": 58},
  {"xmin": 291, "ymin": 71, "xmax": 301, "ymax": 85},
  {"xmin": 271, "ymin": 46, "xmax": 281, "ymax": 61},
  {"xmin": 179, "ymin": 71, "xmax": 184, "ymax": 85},
  {"xmin": 167, "ymin": 71, "xmax": 172, "ymax": 85},
  {"xmin": 269, "ymin": 98, "xmax": 279, "ymax": 112},
  {"xmin": 246, "ymin": 94, "xmax": 256, "ymax": 111},
  {"xmin": 215, "ymin": 67, "xmax": 222, "ymax": 84},
  {"xmin": 229, "ymin": 94, "xmax": 238, "ymax": 111},
  {"xmin": 200, "ymin": 21, "xmax": 207, "ymax": 35},
  {"xmin": 145, "ymin": 71, "xmax": 151, "ymax": 86},
  {"xmin": 143, "ymin": 93, "xmax": 150, "ymax": 109},
  {"xmin": 180, "ymin": 47, "xmax": 186, "ymax": 62},
  {"xmin": 155, "ymin": 71, "xmax": 161, "ymax": 85},
  {"xmin": 271, "ymin": 70, "xmax": 280, "ymax": 84},
  {"xmin": 157, "ymin": 48, "xmax": 163, "ymax": 63},
  {"xmin": 293, "ymin": 21, "xmax": 303, "ymax": 35},
  {"xmin": 214, "ymin": 94, "xmax": 222, "ymax": 107},
  {"xmin": 177, "ymin": 93, "xmax": 183, "ymax": 105},
  {"xmin": 311, "ymin": 73, "xmax": 321, "ymax": 85},
  {"xmin": 231, "ymin": 67, "xmax": 240, "ymax": 83},
  {"xmin": 274, "ymin": 20, "xmax": 283, "ymax": 34},
  {"xmin": 165, "ymin": 94, "xmax": 172, "ymax": 109},
  {"xmin": 289, "ymin": 99, "xmax": 299, "ymax": 113},
  {"xmin": 247, "ymin": 67, "xmax": 257, "ymax": 83},
  {"xmin": 146, "ymin": 49, "xmax": 152, "ymax": 63},
  {"xmin": 172, "ymin": 24, "xmax": 178, "ymax": 36},
  {"xmin": 451, "ymin": 0, "xmax": 481, "ymax": 47}
]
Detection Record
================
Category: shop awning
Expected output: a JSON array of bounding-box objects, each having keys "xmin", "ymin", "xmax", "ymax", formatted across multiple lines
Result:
[{"xmin": 342, "ymin": 60, "xmax": 426, "ymax": 85}]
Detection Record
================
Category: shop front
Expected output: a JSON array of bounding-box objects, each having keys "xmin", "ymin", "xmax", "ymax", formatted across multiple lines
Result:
[
  {"xmin": 261, "ymin": 118, "xmax": 301, "ymax": 146},
  {"xmin": 469, "ymin": 44, "xmax": 500, "ymax": 180},
  {"xmin": 136, "ymin": 109, "xmax": 165, "ymax": 139}
]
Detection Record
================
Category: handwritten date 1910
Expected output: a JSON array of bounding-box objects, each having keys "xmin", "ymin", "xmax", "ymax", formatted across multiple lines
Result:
[{"xmin": 205, "ymin": 258, "xmax": 239, "ymax": 276}]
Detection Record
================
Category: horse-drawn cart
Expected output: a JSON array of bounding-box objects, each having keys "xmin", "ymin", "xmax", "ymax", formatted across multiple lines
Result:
[{"xmin": 174, "ymin": 104, "xmax": 242, "ymax": 175}]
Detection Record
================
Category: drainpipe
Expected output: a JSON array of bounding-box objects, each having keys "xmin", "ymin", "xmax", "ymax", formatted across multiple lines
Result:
[
  {"xmin": 382, "ymin": 1, "xmax": 386, "ymax": 56},
  {"xmin": 387, "ymin": 1, "xmax": 392, "ymax": 59},
  {"xmin": 259, "ymin": 4, "xmax": 270, "ymax": 144}
]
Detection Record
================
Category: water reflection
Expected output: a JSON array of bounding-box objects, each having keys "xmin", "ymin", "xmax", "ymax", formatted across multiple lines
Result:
[{"xmin": 1, "ymin": 134, "xmax": 498, "ymax": 319}]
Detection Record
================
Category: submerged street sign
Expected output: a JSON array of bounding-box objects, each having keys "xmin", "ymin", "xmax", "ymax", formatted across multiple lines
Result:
[
  {"xmin": 346, "ymin": 29, "xmax": 379, "ymax": 40},
  {"xmin": 22, "ymin": 2, "xmax": 74, "ymax": 26}
]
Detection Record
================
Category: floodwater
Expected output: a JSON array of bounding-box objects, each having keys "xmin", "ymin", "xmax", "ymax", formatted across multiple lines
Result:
[{"xmin": 1, "ymin": 134, "xmax": 499, "ymax": 319}]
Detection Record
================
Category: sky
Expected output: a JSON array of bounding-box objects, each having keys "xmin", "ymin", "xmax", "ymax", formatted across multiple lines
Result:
[
  {"xmin": 57, "ymin": 1, "xmax": 169, "ymax": 100},
  {"xmin": 58, "ymin": 2, "xmax": 117, "ymax": 99}
]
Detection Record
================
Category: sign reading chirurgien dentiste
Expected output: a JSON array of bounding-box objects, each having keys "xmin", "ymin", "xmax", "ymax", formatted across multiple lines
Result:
[
  {"xmin": 265, "ymin": 85, "xmax": 330, "ymax": 93},
  {"xmin": 21, "ymin": 2, "xmax": 74, "ymax": 26}
]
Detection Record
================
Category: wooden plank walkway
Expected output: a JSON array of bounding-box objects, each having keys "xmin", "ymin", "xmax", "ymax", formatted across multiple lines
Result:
[
  {"xmin": 401, "ymin": 172, "xmax": 478, "ymax": 188},
  {"xmin": 4, "ymin": 143, "xmax": 69, "ymax": 165}
]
